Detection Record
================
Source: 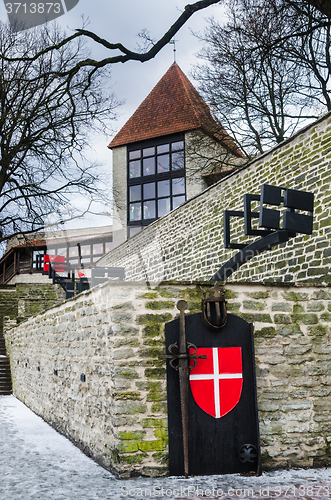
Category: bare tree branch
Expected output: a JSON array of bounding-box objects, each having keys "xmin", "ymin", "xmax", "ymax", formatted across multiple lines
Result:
[{"xmin": 3, "ymin": 0, "xmax": 222, "ymax": 78}]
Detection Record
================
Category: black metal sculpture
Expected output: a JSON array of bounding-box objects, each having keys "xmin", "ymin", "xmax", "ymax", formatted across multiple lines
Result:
[{"xmin": 212, "ymin": 183, "xmax": 314, "ymax": 281}]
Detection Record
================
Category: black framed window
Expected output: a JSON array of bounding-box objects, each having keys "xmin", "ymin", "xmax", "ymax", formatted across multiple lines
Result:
[{"xmin": 127, "ymin": 134, "xmax": 186, "ymax": 237}]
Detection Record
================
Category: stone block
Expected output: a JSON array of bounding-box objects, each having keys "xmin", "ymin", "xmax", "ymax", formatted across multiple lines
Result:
[{"xmin": 281, "ymin": 400, "xmax": 312, "ymax": 411}]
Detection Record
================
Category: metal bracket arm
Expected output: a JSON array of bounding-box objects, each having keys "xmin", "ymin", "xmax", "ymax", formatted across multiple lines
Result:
[{"xmin": 211, "ymin": 230, "xmax": 290, "ymax": 282}]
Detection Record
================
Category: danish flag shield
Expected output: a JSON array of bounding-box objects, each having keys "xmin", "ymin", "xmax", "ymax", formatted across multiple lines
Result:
[{"xmin": 189, "ymin": 347, "xmax": 243, "ymax": 418}]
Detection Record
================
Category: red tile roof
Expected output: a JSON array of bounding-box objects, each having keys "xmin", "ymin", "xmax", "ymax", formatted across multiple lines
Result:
[{"xmin": 109, "ymin": 63, "xmax": 243, "ymax": 157}]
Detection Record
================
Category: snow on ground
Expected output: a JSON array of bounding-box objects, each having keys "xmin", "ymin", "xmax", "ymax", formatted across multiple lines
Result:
[{"xmin": 1, "ymin": 395, "xmax": 331, "ymax": 500}]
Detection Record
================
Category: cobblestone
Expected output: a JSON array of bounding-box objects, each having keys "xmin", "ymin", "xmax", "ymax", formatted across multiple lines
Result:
[{"xmin": 1, "ymin": 396, "xmax": 331, "ymax": 500}]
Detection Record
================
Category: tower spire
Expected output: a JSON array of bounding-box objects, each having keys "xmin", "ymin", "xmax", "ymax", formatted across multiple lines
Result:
[{"xmin": 169, "ymin": 39, "xmax": 178, "ymax": 62}]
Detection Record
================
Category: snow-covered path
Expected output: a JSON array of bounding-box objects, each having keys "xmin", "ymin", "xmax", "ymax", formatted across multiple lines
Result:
[{"xmin": 1, "ymin": 395, "xmax": 331, "ymax": 500}]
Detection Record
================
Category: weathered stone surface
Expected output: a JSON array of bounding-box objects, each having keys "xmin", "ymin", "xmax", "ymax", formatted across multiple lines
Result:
[{"xmin": 5, "ymin": 280, "xmax": 331, "ymax": 476}]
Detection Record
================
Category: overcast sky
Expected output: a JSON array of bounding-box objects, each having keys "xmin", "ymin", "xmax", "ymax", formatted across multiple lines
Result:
[{"xmin": 0, "ymin": 1, "xmax": 225, "ymax": 229}]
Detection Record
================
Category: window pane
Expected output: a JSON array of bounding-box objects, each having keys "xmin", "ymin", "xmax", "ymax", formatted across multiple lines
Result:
[
  {"xmin": 172, "ymin": 177, "xmax": 185, "ymax": 195},
  {"xmin": 80, "ymin": 245, "xmax": 90, "ymax": 256},
  {"xmin": 172, "ymin": 195, "xmax": 186, "ymax": 209},
  {"xmin": 172, "ymin": 151, "xmax": 184, "ymax": 170},
  {"xmin": 171, "ymin": 140, "xmax": 184, "ymax": 151},
  {"xmin": 157, "ymin": 154, "xmax": 170, "ymax": 173},
  {"xmin": 129, "ymin": 203, "xmax": 142, "ymax": 221},
  {"xmin": 129, "ymin": 226, "xmax": 141, "ymax": 238},
  {"xmin": 129, "ymin": 150, "xmax": 140, "ymax": 160},
  {"xmin": 143, "ymin": 200, "xmax": 156, "ymax": 219},
  {"xmin": 57, "ymin": 248, "xmax": 66, "ymax": 257},
  {"xmin": 143, "ymin": 182, "xmax": 155, "ymax": 200},
  {"xmin": 47, "ymin": 248, "xmax": 56, "ymax": 255},
  {"xmin": 93, "ymin": 243, "xmax": 103, "ymax": 255},
  {"xmin": 158, "ymin": 180, "xmax": 170, "ymax": 197},
  {"xmin": 129, "ymin": 185, "xmax": 141, "ymax": 202},
  {"xmin": 143, "ymin": 147, "xmax": 155, "ymax": 157},
  {"xmin": 105, "ymin": 242, "xmax": 112, "ymax": 253},
  {"xmin": 69, "ymin": 247, "xmax": 78, "ymax": 257},
  {"xmin": 158, "ymin": 198, "xmax": 171, "ymax": 217},
  {"xmin": 157, "ymin": 144, "xmax": 169, "ymax": 154},
  {"xmin": 69, "ymin": 258, "xmax": 78, "ymax": 265},
  {"xmin": 143, "ymin": 157, "xmax": 155, "ymax": 176},
  {"xmin": 129, "ymin": 160, "xmax": 140, "ymax": 178}
]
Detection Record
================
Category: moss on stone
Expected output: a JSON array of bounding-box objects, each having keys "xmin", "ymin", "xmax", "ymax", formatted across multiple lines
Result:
[
  {"xmin": 138, "ymin": 440, "xmax": 167, "ymax": 452},
  {"xmin": 152, "ymin": 452, "xmax": 169, "ymax": 464},
  {"xmin": 321, "ymin": 312, "xmax": 331, "ymax": 321},
  {"xmin": 119, "ymin": 431, "xmax": 146, "ymax": 440},
  {"xmin": 145, "ymin": 367, "xmax": 166, "ymax": 379},
  {"xmin": 117, "ymin": 440, "xmax": 139, "ymax": 453},
  {"xmin": 243, "ymin": 300, "xmax": 266, "ymax": 311},
  {"xmin": 142, "ymin": 418, "xmax": 167, "ymax": 428},
  {"xmin": 146, "ymin": 300, "xmax": 175, "ymax": 310},
  {"xmin": 114, "ymin": 391, "xmax": 142, "ymax": 401},
  {"xmin": 136, "ymin": 381, "xmax": 161, "ymax": 391},
  {"xmin": 119, "ymin": 453, "xmax": 147, "ymax": 464},
  {"xmin": 183, "ymin": 286, "xmax": 203, "ymax": 299},
  {"xmin": 187, "ymin": 300, "xmax": 201, "ymax": 312},
  {"xmin": 114, "ymin": 401, "xmax": 147, "ymax": 415},
  {"xmin": 142, "ymin": 292, "xmax": 158, "ymax": 299},
  {"xmin": 307, "ymin": 302, "xmax": 325, "ymax": 312},
  {"xmin": 137, "ymin": 313, "xmax": 172, "ymax": 325},
  {"xmin": 291, "ymin": 314, "xmax": 319, "ymax": 325},
  {"xmin": 247, "ymin": 291, "xmax": 270, "ymax": 299},
  {"xmin": 293, "ymin": 304, "xmax": 304, "ymax": 314},
  {"xmin": 154, "ymin": 428, "xmax": 168, "ymax": 440},
  {"xmin": 274, "ymin": 314, "xmax": 292, "ymax": 325},
  {"xmin": 158, "ymin": 284, "xmax": 188, "ymax": 296},
  {"xmin": 224, "ymin": 289, "xmax": 239, "ymax": 299},
  {"xmin": 227, "ymin": 302, "xmax": 241, "ymax": 312},
  {"xmin": 308, "ymin": 325, "xmax": 329, "ymax": 336},
  {"xmin": 143, "ymin": 338, "xmax": 165, "ymax": 347},
  {"xmin": 139, "ymin": 346, "xmax": 164, "ymax": 358},
  {"xmin": 151, "ymin": 402, "xmax": 167, "ymax": 412},
  {"xmin": 143, "ymin": 324, "xmax": 162, "ymax": 337},
  {"xmin": 238, "ymin": 313, "xmax": 272, "ymax": 323},
  {"xmin": 115, "ymin": 367, "xmax": 139, "ymax": 379},
  {"xmin": 282, "ymin": 291, "xmax": 309, "ymax": 302},
  {"xmin": 255, "ymin": 327, "xmax": 277, "ymax": 338}
]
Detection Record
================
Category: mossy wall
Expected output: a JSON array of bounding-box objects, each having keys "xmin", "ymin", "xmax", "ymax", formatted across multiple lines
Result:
[
  {"xmin": 5, "ymin": 280, "xmax": 331, "ymax": 477},
  {"xmin": 0, "ymin": 283, "xmax": 64, "ymax": 331},
  {"xmin": 0, "ymin": 286, "xmax": 18, "ymax": 331}
]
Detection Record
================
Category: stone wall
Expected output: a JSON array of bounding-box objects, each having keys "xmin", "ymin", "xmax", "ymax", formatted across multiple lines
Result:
[
  {"xmin": 0, "ymin": 282, "xmax": 65, "ymax": 331},
  {"xmin": 5, "ymin": 280, "xmax": 331, "ymax": 476},
  {"xmin": 0, "ymin": 286, "xmax": 18, "ymax": 331},
  {"xmin": 99, "ymin": 112, "xmax": 331, "ymax": 286}
]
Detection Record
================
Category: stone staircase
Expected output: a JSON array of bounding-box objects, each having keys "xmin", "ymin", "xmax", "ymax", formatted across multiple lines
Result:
[{"xmin": 0, "ymin": 331, "xmax": 12, "ymax": 395}]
